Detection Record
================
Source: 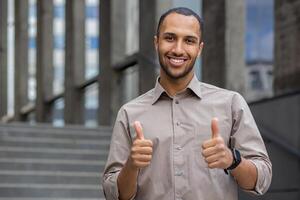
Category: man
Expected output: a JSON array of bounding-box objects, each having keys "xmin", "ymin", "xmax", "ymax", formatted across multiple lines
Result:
[{"xmin": 102, "ymin": 7, "xmax": 272, "ymax": 200}]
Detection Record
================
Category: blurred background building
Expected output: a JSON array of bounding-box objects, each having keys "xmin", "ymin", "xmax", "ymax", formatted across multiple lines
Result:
[{"xmin": 0, "ymin": 0, "xmax": 299, "ymax": 199}]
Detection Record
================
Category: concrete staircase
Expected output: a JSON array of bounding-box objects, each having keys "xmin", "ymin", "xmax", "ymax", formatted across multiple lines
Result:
[{"xmin": 0, "ymin": 123, "xmax": 112, "ymax": 200}]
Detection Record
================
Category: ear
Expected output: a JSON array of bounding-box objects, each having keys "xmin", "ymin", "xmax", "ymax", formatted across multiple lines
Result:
[
  {"xmin": 197, "ymin": 42, "xmax": 204, "ymax": 57},
  {"xmin": 154, "ymin": 35, "xmax": 158, "ymax": 51}
]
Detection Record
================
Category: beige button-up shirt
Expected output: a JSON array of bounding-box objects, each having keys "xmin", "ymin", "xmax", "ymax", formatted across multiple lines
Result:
[{"xmin": 102, "ymin": 75, "xmax": 272, "ymax": 200}]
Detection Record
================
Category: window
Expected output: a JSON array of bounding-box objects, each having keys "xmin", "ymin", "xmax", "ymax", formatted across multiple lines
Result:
[{"xmin": 250, "ymin": 70, "xmax": 263, "ymax": 90}]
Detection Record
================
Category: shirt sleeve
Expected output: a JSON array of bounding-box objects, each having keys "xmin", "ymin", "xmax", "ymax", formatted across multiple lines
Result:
[
  {"xmin": 230, "ymin": 93, "xmax": 272, "ymax": 195},
  {"xmin": 102, "ymin": 107, "xmax": 134, "ymax": 200}
]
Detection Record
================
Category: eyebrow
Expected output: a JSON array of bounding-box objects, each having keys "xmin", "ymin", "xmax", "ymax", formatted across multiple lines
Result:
[
  {"xmin": 162, "ymin": 32, "xmax": 176, "ymax": 37},
  {"xmin": 162, "ymin": 32, "xmax": 199, "ymax": 41}
]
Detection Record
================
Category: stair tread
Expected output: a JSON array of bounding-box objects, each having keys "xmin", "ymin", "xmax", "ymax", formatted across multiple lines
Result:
[
  {"xmin": 0, "ymin": 124, "xmax": 111, "ymax": 199},
  {"xmin": 0, "ymin": 146, "xmax": 108, "ymax": 155}
]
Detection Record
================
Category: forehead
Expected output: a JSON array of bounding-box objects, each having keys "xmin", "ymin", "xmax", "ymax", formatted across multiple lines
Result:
[{"xmin": 159, "ymin": 12, "xmax": 200, "ymax": 38}]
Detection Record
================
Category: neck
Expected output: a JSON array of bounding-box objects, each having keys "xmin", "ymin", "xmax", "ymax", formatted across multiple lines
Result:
[{"xmin": 159, "ymin": 71, "xmax": 194, "ymax": 97}]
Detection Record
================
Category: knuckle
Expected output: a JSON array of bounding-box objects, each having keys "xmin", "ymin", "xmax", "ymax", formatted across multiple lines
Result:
[
  {"xmin": 131, "ymin": 154, "xmax": 137, "ymax": 160},
  {"xmin": 216, "ymin": 137, "xmax": 223, "ymax": 143},
  {"xmin": 217, "ymin": 144, "xmax": 224, "ymax": 151},
  {"xmin": 131, "ymin": 147, "xmax": 136, "ymax": 153},
  {"xmin": 149, "ymin": 148, "xmax": 153, "ymax": 154},
  {"xmin": 148, "ymin": 140, "xmax": 153, "ymax": 147},
  {"xmin": 133, "ymin": 140, "xmax": 139, "ymax": 145}
]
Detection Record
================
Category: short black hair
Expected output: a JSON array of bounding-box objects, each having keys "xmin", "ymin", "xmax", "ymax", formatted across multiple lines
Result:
[{"xmin": 156, "ymin": 7, "xmax": 204, "ymax": 42}]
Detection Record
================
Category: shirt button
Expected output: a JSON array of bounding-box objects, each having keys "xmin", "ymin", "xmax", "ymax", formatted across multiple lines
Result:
[
  {"xmin": 175, "ymin": 171, "xmax": 183, "ymax": 176},
  {"xmin": 176, "ymin": 146, "xmax": 182, "ymax": 150},
  {"xmin": 175, "ymin": 100, "xmax": 179, "ymax": 104},
  {"xmin": 176, "ymin": 122, "xmax": 181, "ymax": 126}
]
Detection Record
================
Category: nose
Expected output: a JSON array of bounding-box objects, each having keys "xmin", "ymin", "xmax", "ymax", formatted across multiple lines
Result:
[{"xmin": 171, "ymin": 41, "xmax": 184, "ymax": 56}]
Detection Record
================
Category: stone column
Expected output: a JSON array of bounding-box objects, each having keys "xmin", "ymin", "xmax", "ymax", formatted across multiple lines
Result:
[
  {"xmin": 98, "ymin": 0, "xmax": 113, "ymax": 125},
  {"xmin": 0, "ymin": 0, "xmax": 8, "ymax": 118},
  {"xmin": 202, "ymin": 0, "xmax": 245, "ymax": 94},
  {"xmin": 64, "ymin": 0, "xmax": 85, "ymax": 124},
  {"xmin": 139, "ymin": 0, "xmax": 158, "ymax": 94},
  {"xmin": 36, "ymin": 0, "xmax": 54, "ymax": 122},
  {"xmin": 14, "ymin": 0, "xmax": 29, "ymax": 121},
  {"xmin": 274, "ymin": 0, "xmax": 300, "ymax": 94}
]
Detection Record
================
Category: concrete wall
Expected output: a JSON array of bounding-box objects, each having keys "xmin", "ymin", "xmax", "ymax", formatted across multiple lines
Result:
[{"xmin": 239, "ymin": 93, "xmax": 300, "ymax": 199}]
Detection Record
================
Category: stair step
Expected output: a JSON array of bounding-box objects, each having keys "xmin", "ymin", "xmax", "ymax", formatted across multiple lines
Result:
[
  {"xmin": 0, "ymin": 141, "xmax": 109, "ymax": 150},
  {"xmin": 0, "ymin": 170, "xmax": 102, "ymax": 177},
  {"xmin": 0, "ymin": 159, "xmax": 105, "ymax": 172},
  {"xmin": 0, "ymin": 186, "xmax": 103, "ymax": 198},
  {"xmin": 0, "ymin": 135, "xmax": 110, "ymax": 145},
  {"xmin": 0, "ymin": 198, "xmax": 105, "ymax": 200},
  {"xmin": 0, "ymin": 146, "xmax": 108, "ymax": 155},
  {"xmin": 0, "ymin": 174, "xmax": 101, "ymax": 184},
  {"xmin": 0, "ymin": 150, "xmax": 108, "ymax": 160},
  {"xmin": 0, "ymin": 131, "xmax": 111, "ymax": 140},
  {"xmin": 0, "ymin": 158, "xmax": 106, "ymax": 165},
  {"xmin": 0, "ymin": 123, "xmax": 111, "ymax": 199},
  {"xmin": 0, "ymin": 123, "xmax": 111, "ymax": 136}
]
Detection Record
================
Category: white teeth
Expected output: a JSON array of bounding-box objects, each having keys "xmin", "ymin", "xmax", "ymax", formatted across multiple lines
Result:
[{"xmin": 170, "ymin": 58, "xmax": 184, "ymax": 64}]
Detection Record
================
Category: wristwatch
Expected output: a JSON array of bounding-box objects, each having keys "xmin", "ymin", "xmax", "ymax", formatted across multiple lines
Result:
[{"xmin": 224, "ymin": 148, "xmax": 241, "ymax": 174}]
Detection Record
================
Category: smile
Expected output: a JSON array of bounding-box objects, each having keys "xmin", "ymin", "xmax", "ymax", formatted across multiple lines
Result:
[{"xmin": 167, "ymin": 56, "xmax": 188, "ymax": 66}]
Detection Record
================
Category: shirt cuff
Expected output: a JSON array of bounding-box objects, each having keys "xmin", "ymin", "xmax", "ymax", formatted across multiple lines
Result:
[
  {"xmin": 102, "ymin": 170, "xmax": 137, "ymax": 200},
  {"xmin": 243, "ymin": 159, "xmax": 271, "ymax": 195},
  {"xmin": 102, "ymin": 170, "xmax": 121, "ymax": 200}
]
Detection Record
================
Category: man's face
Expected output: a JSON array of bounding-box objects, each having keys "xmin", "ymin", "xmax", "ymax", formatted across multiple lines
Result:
[{"xmin": 155, "ymin": 13, "xmax": 203, "ymax": 80}]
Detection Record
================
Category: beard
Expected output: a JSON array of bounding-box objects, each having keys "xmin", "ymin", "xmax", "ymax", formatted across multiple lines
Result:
[{"xmin": 158, "ymin": 52, "xmax": 196, "ymax": 80}]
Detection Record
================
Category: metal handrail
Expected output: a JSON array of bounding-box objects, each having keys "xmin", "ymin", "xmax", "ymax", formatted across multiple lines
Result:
[
  {"xmin": 45, "ymin": 92, "xmax": 64, "ymax": 105},
  {"xmin": 77, "ymin": 75, "xmax": 98, "ymax": 90},
  {"xmin": 2, "ymin": 52, "xmax": 139, "ymax": 122},
  {"xmin": 112, "ymin": 53, "xmax": 138, "ymax": 71}
]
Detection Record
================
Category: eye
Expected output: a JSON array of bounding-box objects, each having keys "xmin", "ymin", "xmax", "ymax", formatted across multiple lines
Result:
[
  {"xmin": 164, "ymin": 35, "xmax": 174, "ymax": 42},
  {"xmin": 186, "ymin": 38, "xmax": 197, "ymax": 44}
]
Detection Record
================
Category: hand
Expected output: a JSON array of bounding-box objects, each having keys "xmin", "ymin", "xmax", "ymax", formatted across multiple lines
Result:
[
  {"xmin": 128, "ymin": 121, "xmax": 153, "ymax": 170},
  {"xmin": 201, "ymin": 118, "xmax": 233, "ymax": 169}
]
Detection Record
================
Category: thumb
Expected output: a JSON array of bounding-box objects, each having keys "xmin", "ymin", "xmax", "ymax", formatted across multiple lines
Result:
[
  {"xmin": 134, "ymin": 121, "xmax": 144, "ymax": 140},
  {"xmin": 211, "ymin": 117, "xmax": 219, "ymax": 139}
]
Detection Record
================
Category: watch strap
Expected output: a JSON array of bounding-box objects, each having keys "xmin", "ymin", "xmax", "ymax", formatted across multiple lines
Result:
[{"xmin": 224, "ymin": 148, "xmax": 241, "ymax": 174}]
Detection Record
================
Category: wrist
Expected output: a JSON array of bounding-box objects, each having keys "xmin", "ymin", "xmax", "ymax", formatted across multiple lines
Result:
[
  {"xmin": 226, "ymin": 148, "xmax": 234, "ymax": 169},
  {"xmin": 224, "ymin": 148, "xmax": 242, "ymax": 174},
  {"xmin": 126, "ymin": 157, "xmax": 140, "ymax": 172}
]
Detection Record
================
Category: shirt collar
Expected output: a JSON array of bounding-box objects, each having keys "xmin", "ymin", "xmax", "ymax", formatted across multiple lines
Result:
[
  {"xmin": 151, "ymin": 75, "xmax": 202, "ymax": 105},
  {"xmin": 187, "ymin": 75, "xmax": 203, "ymax": 99},
  {"xmin": 151, "ymin": 77, "xmax": 166, "ymax": 105}
]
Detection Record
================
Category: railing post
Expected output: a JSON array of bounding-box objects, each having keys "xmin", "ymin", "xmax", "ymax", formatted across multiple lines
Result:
[
  {"xmin": 64, "ymin": 0, "xmax": 85, "ymax": 124},
  {"xmin": 36, "ymin": 0, "xmax": 54, "ymax": 123},
  {"xmin": 14, "ymin": 0, "xmax": 29, "ymax": 121},
  {"xmin": 0, "ymin": 0, "xmax": 8, "ymax": 119}
]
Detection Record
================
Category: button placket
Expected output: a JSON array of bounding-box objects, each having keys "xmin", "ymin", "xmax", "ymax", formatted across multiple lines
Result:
[{"xmin": 172, "ymin": 96, "xmax": 185, "ymax": 199}]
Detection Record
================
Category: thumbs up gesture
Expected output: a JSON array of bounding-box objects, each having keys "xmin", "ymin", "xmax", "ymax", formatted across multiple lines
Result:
[
  {"xmin": 128, "ymin": 121, "xmax": 153, "ymax": 170},
  {"xmin": 202, "ymin": 118, "xmax": 233, "ymax": 169}
]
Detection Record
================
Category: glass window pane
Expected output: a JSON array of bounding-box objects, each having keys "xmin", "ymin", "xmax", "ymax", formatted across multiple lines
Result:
[{"xmin": 85, "ymin": 0, "xmax": 99, "ymax": 80}]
